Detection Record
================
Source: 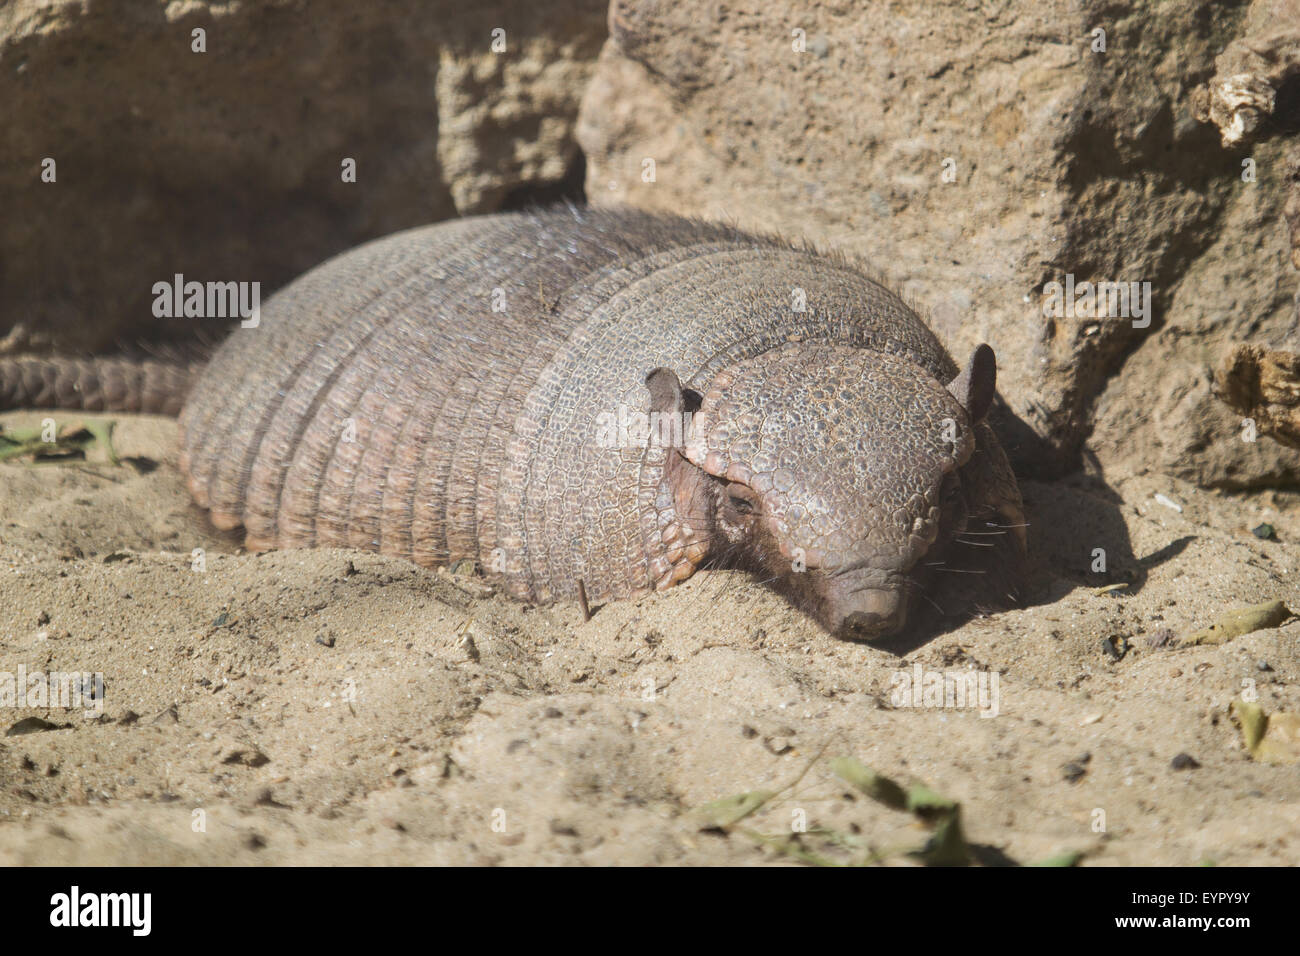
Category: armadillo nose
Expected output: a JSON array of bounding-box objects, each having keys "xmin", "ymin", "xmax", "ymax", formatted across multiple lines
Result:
[{"xmin": 835, "ymin": 588, "xmax": 907, "ymax": 640}]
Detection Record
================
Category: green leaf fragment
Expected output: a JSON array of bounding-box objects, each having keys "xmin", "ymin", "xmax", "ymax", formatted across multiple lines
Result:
[
  {"xmin": 0, "ymin": 419, "xmax": 117, "ymax": 464},
  {"xmin": 909, "ymin": 809, "xmax": 971, "ymax": 867},
  {"xmin": 694, "ymin": 789, "xmax": 777, "ymax": 828},
  {"xmin": 1029, "ymin": 850, "xmax": 1086, "ymax": 867},
  {"xmin": 829, "ymin": 756, "xmax": 907, "ymax": 810},
  {"xmin": 831, "ymin": 758, "xmax": 972, "ymax": 865},
  {"xmin": 82, "ymin": 419, "xmax": 118, "ymax": 464},
  {"xmin": 905, "ymin": 783, "xmax": 958, "ymax": 820},
  {"xmin": 700, "ymin": 757, "xmax": 1082, "ymax": 867}
]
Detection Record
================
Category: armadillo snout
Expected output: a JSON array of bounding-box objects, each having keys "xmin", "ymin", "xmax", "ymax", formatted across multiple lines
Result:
[{"xmin": 827, "ymin": 582, "xmax": 908, "ymax": 640}]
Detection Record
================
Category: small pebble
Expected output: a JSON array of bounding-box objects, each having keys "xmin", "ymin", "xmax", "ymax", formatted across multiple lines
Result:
[{"xmin": 1145, "ymin": 628, "xmax": 1176, "ymax": 649}]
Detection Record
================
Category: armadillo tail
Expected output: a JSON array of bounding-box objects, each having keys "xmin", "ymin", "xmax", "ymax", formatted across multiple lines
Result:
[{"xmin": 0, "ymin": 345, "xmax": 210, "ymax": 417}]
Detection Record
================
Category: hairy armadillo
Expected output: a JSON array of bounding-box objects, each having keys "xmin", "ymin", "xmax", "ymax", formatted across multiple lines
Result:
[{"xmin": 1, "ymin": 206, "xmax": 1026, "ymax": 639}]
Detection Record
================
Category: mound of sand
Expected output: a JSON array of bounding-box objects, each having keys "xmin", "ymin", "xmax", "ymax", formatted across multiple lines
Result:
[{"xmin": 1, "ymin": 411, "xmax": 1297, "ymax": 864}]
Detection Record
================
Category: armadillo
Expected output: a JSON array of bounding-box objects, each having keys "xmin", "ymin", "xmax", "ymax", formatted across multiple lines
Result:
[{"xmin": 0, "ymin": 206, "xmax": 1026, "ymax": 639}]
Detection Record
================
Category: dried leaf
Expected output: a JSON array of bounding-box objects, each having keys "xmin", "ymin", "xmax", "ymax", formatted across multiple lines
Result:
[
  {"xmin": 1231, "ymin": 699, "xmax": 1300, "ymax": 765},
  {"xmin": 1183, "ymin": 600, "xmax": 1292, "ymax": 646}
]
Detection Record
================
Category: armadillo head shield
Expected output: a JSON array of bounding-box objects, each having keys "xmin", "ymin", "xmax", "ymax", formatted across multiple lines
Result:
[{"xmin": 648, "ymin": 342, "xmax": 1014, "ymax": 640}]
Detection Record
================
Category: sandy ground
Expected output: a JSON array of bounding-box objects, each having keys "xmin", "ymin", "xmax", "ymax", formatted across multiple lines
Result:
[{"xmin": 0, "ymin": 409, "xmax": 1297, "ymax": 865}]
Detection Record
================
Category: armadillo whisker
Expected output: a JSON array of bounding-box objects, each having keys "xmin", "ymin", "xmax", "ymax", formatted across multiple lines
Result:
[{"xmin": 911, "ymin": 588, "xmax": 946, "ymax": 616}]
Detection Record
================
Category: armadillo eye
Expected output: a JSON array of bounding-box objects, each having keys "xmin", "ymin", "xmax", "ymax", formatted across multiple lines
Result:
[
  {"xmin": 938, "ymin": 471, "xmax": 965, "ymax": 527},
  {"xmin": 729, "ymin": 494, "xmax": 755, "ymax": 515},
  {"xmin": 943, "ymin": 471, "xmax": 962, "ymax": 502},
  {"xmin": 725, "ymin": 484, "xmax": 758, "ymax": 516}
]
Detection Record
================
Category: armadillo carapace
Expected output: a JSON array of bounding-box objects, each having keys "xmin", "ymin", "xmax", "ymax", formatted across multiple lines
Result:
[{"xmin": 5, "ymin": 207, "xmax": 1028, "ymax": 638}]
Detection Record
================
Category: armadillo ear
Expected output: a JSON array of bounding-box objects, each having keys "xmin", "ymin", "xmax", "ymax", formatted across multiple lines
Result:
[
  {"xmin": 948, "ymin": 344, "xmax": 997, "ymax": 424},
  {"xmin": 645, "ymin": 367, "xmax": 684, "ymax": 414}
]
